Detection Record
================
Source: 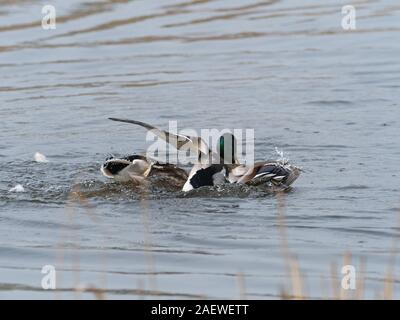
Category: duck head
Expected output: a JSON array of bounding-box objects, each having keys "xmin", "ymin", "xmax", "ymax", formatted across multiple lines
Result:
[
  {"xmin": 101, "ymin": 154, "xmax": 150, "ymax": 182},
  {"xmin": 217, "ymin": 133, "xmax": 237, "ymax": 165}
]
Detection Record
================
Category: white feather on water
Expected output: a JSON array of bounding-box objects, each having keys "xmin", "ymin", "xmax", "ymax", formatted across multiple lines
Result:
[
  {"xmin": 9, "ymin": 184, "xmax": 25, "ymax": 193},
  {"xmin": 34, "ymin": 152, "xmax": 49, "ymax": 163}
]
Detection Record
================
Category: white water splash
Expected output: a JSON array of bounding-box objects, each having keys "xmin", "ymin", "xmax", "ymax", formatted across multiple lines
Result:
[
  {"xmin": 274, "ymin": 147, "xmax": 289, "ymax": 165},
  {"xmin": 9, "ymin": 184, "xmax": 25, "ymax": 193},
  {"xmin": 34, "ymin": 152, "xmax": 49, "ymax": 163}
]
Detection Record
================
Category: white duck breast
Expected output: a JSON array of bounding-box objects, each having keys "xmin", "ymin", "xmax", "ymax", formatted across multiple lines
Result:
[{"xmin": 183, "ymin": 164, "xmax": 228, "ymax": 192}]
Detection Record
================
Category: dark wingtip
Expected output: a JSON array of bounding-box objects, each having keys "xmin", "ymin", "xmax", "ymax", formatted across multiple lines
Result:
[
  {"xmin": 107, "ymin": 118, "xmax": 154, "ymax": 130},
  {"xmin": 108, "ymin": 117, "xmax": 135, "ymax": 123}
]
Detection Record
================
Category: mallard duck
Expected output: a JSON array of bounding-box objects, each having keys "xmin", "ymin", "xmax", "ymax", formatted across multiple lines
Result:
[
  {"xmin": 107, "ymin": 118, "xmax": 300, "ymax": 192},
  {"xmin": 101, "ymin": 154, "xmax": 188, "ymax": 190}
]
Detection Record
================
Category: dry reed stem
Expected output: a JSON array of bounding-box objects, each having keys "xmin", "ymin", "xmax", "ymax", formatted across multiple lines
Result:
[
  {"xmin": 236, "ymin": 272, "xmax": 247, "ymax": 300},
  {"xmin": 355, "ymin": 256, "xmax": 366, "ymax": 300},
  {"xmin": 61, "ymin": 176, "xmax": 110, "ymax": 299},
  {"xmin": 76, "ymin": 285, "xmax": 106, "ymax": 300},
  {"xmin": 276, "ymin": 191, "xmax": 304, "ymax": 299},
  {"xmin": 72, "ymin": 183, "xmax": 108, "ymax": 299},
  {"xmin": 381, "ymin": 208, "xmax": 400, "ymax": 299},
  {"xmin": 320, "ymin": 276, "xmax": 329, "ymax": 300},
  {"xmin": 329, "ymin": 261, "xmax": 339, "ymax": 300},
  {"xmin": 139, "ymin": 186, "xmax": 158, "ymax": 295},
  {"xmin": 339, "ymin": 252, "xmax": 351, "ymax": 300}
]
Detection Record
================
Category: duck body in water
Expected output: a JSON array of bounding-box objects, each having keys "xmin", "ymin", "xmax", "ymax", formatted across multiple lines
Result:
[
  {"xmin": 182, "ymin": 161, "xmax": 300, "ymax": 192},
  {"xmin": 101, "ymin": 154, "xmax": 188, "ymax": 190},
  {"xmin": 106, "ymin": 118, "xmax": 301, "ymax": 192}
]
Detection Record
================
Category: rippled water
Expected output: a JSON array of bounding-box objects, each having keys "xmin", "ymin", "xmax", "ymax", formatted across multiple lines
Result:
[{"xmin": 1, "ymin": 0, "xmax": 399, "ymax": 299}]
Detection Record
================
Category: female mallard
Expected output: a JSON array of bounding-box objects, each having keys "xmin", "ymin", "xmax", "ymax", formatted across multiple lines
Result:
[
  {"xmin": 101, "ymin": 154, "xmax": 188, "ymax": 190},
  {"xmin": 107, "ymin": 118, "xmax": 300, "ymax": 192}
]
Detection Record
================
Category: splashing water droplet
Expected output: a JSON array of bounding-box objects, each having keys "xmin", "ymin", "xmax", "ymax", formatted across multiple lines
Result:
[
  {"xmin": 274, "ymin": 147, "xmax": 289, "ymax": 165},
  {"xmin": 34, "ymin": 152, "xmax": 49, "ymax": 163},
  {"xmin": 9, "ymin": 184, "xmax": 25, "ymax": 193}
]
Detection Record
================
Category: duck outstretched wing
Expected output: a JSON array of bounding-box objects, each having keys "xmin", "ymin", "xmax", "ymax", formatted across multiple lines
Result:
[{"xmin": 109, "ymin": 118, "xmax": 210, "ymax": 157}]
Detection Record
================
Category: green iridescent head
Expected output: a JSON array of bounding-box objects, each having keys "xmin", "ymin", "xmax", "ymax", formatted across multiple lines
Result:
[{"xmin": 217, "ymin": 133, "xmax": 237, "ymax": 164}]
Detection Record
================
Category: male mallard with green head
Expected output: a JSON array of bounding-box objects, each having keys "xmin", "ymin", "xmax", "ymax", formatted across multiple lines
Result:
[{"xmin": 105, "ymin": 118, "xmax": 300, "ymax": 192}]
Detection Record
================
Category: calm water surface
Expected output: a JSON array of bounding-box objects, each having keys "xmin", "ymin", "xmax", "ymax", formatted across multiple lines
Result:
[{"xmin": 0, "ymin": 0, "xmax": 400, "ymax": 299}]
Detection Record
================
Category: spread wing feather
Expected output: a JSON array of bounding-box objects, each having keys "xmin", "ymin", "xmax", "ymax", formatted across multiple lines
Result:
[{"xmin": 108, "ymin": 118, "xmax": 210, "ymax": 156}]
